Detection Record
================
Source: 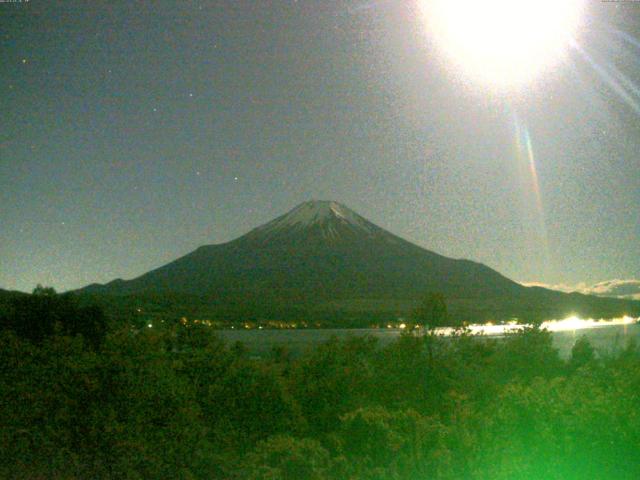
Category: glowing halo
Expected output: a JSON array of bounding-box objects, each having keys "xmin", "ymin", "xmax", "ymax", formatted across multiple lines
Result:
[{"xmin": 420, "ymin": 0, "xmax": 586, "ymax": 87}]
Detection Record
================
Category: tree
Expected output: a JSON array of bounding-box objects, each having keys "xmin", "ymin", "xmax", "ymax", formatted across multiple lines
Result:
[
  {"xmin": 32, "ymin": 284, "xmax": 57, "ymax": 296},
  {"xmin": 414, "ymin": 292, "xmax": 449, "ymax": 328},
  {"xmin": 290, "ymin": 336, "xmax": 378, "ymax": 434},
  {"xmin": 569, "ymin": 335, "xmax": 595, "ymax": 370},
  {"xmin": 244, "ymin": 435, "xmax": 333, "ymax": 480},
  {"xmin": 493, "ymin": 325, "xmax": 563, "ymax": 383},
  {"xmin": 1, "ymin": 288, "xmax": 106, "ymax": 349},
  {"xmin": 337, "ymin": 407, "xmax": 450, "ymax": 478}
]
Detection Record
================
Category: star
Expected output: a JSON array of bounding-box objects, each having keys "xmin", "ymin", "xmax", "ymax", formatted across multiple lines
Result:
[{"xmin": 21, "ymin": 58, "xmax": 27, "ymax": 64}]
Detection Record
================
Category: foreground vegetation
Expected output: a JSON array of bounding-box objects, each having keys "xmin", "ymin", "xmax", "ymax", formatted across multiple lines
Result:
[{"xmin": 2, "ymin": 290, "xmax": 640, "ymax": 479}]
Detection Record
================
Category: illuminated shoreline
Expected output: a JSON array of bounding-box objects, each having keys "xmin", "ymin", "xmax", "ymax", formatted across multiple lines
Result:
[
  {"xmin": 169, "ymin": 315, "xmax": 639, "ymax": 333},
  {"xmin": 434, "ymin": 315, "xmax": 639, "ymax": 337}
]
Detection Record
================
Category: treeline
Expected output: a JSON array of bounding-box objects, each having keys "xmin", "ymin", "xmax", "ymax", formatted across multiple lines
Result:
[
  {"xmin": 81, "ymin": 291, "xmax": 413, "ymax": 329},
  {"xmin": 75, "ymin": 287, "xmax": 640, "ymax": 329},
  {"xmin": 74, "ymin": 291, "xmax": 452, "ymax": 330},
  {"xmin": 1, "ymin": 291, "xmax": 640, "ymax": 478}
]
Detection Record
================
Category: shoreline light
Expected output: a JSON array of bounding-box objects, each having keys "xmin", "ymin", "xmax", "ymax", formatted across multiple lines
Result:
[{"xmin": 433, "ymin": 315, "xmax": 638, "ymax": 337}]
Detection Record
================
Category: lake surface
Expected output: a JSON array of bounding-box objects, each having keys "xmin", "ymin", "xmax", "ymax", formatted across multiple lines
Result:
[{"xmin": 217, "ymin": 322, "xmax": 640, "ymax": 359}]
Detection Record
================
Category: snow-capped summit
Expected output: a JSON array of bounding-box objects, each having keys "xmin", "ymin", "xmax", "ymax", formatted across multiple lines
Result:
[
  {"xmin": 276, "ymin": 201, "xmax": 357, "ymax": 225},
  {"xmin": 251, "ymin": 200, "xmax": 377, "ymax": 240}
]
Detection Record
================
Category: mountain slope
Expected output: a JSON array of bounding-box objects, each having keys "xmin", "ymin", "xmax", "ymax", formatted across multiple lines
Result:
[{"xmin": 79, "ymin": 201, "xmax": 640, "ymax": 323}]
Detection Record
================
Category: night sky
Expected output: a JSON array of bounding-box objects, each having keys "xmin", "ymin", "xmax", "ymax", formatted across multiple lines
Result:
[{"xmin": 2, "ymin": 1, "xmax": 639, "ymax": 293}]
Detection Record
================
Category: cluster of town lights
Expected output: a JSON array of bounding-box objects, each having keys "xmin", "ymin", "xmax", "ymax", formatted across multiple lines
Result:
[{"xmin": 142, "ymin": 315, "xmax": 640, "ymax": 334}]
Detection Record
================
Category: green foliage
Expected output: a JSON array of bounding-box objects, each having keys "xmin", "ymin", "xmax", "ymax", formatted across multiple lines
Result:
[
  {"xmin": 0, "ymin": 328, "xmax": 214, "ymax": 479},
  {"xmin": 2, "ymin": 293, "xmax": 640, "ymax": 478},
  {"xmin": 373, "ymin": 333, "xmax": 439, "ymax": 410},
  {"xmin": 414, "ymin": 292, "xmax": 449, "ymax": 328},
  {"xmin": 32, "ymin": 284, "xmax": 57, "ymax": 296},
  {"xmin": 492, "ymin": 325, "xmax": 563, "ymax": 383},
  {"xmin": 337, "ymin": 406, "xmax": 450, "ymax": 478},
  {"xmin": 244, "ymin": 435, "xmax": 333, "ymax": 480},
  {"xmin": 569, "ymin": 334, "xmax": 595, "ymax": 370},
  {"xmin": 1, "ymin": 288, "xmax": 107, "ymax": 349},
  {"xmin": 290, "ymin": 336, "xmax": 378, "ymax": 434}
]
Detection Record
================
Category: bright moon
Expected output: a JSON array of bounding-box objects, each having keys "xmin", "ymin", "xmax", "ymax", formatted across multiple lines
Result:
[{"xmin": 421, "ymin": 0, "xmax": 586, "ymax": 87}]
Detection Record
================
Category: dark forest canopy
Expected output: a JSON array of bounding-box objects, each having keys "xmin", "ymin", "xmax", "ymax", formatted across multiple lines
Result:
[
  {"xmin": 2, "ymin": 290, "xmax": 640, "ymax": 479},
  {"xmin": 0, "ymin": 286, "xmax": 106, "ymax": 349}
]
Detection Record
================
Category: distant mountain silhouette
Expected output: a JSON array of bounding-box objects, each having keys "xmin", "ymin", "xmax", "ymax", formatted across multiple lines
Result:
[
  {"xmin": 0, "ymin": 288, "xmax": 26, "ymax": 298},
  {"xmin": 78, "ymin": 201, "xmax": 640, "ymax": 324},
  {"xmin": 0, "ymin": 288, "xmax": 28, "ymax": 310}
]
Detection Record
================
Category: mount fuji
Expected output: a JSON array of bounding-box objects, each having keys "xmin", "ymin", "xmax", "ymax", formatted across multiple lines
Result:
[{"xmin": 79, "ymin": 201, "xmax": 639, "ymax": 324}]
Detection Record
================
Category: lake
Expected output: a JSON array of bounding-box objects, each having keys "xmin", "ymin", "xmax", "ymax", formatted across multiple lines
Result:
[{"xmin": 217, "ymin": 319, "xmax": 640, "ymax": 359}]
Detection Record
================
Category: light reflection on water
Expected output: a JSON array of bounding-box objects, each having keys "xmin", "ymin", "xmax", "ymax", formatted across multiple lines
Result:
[
  {"xmin": 217, "ymin": 316, "xmax": 640, "ymax": 359},
  {"xmin": 434, "ymin": 315, "xmax": 638, "ymax": 336}
]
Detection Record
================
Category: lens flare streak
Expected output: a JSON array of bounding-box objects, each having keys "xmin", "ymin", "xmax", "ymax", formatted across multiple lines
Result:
[
  {"xmin": 571, "ymin": 39, "xmax": 640, "ymax": 116},
  {"xmin": 613, "ymin": 28, "xmax": 640, "ymax": 52},
  {"xmin": 513, "ymin": 114, "xmax": 550, "ymax": 263},
  {"xmin": 524, "ymin": 129, "xmax": 543, "ymax": 216}
]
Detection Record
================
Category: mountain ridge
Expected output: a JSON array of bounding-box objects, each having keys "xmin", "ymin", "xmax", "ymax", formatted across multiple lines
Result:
[{"xmin": 77, "ymin": 200, "xmax": 640, "ymax": 324}]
